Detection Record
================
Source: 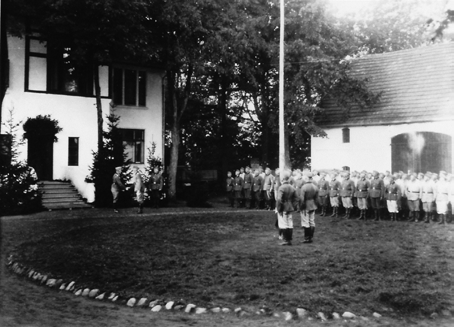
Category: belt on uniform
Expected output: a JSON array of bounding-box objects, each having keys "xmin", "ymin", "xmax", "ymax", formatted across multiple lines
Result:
[{"xmin": 411, "ymin": 191, "xmax": 419, "ymax": 193}]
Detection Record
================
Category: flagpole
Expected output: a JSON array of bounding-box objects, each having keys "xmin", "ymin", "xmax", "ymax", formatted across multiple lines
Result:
[{"xmin": 279, "ymin": 0, "xmax": 285, "ymax": 172}]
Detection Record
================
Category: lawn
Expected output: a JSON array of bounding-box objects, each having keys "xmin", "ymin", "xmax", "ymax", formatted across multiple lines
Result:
[{"xmin": 9, "ymin": 210, "xmax": 454, "ymax": 320}]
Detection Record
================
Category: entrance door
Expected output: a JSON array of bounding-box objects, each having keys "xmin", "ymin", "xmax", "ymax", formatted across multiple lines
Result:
[
  {"xmin": 27, "ymin": 135, "xmax": 53, "ymax": 180},
  {"xmin": 391, "ymin": 132, "xmax": 452, "ymax": 173}
]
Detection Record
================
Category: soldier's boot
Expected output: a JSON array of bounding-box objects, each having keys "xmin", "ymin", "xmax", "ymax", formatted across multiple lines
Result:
[
  {"xmin": 280, "ymin": 229, "xmax": 291, "ymax": 246},
  {"xmin": 309, "ymin": 226, "xmax": 315, "ymax": 243},
  {"xmin": 357, "ymin": 210, "xmax": 364, "ymax": 220},
  {"xmin": 330, "ymin": 207, "xmax": 336, "ymax": 217},
  {"xmin": 113, "ymin": 203, "xmax": 119, "ymax": 213},
  {"xmin": 407, "ymin": 211, "xmax": 414, "ymax": 221},
  {"xmin": 320, "ymin": 207, "xmax": 325, "ymax": 216},
  {"xmin": 377, "ymin": 210, "xmax": 381, "ymax": 221},
  {"xmin": 288, "ymin": 228, "xmax": 293, "ymax": 245},
  {"xmin": 302, "ymin": 227, "xmax": 310, "ymax": 243},
  {"xmin": 342, "ymin": 208, "xmax": 348, "ymax": 219},
  {"xmin": 424, "ymin": 212, "xmax": 430, "ymax": 223},
  {"xmin": 414, "ymin": 211, "xmax": 420, "ymax": 222},
  {"xmin": 394, "ymin": 213, "xmax": 398, "ymax": 221},
  {"xmin": 373, "ymin": 210, "xmax": 378, "ymax": 221},
  {"xmin": 137, "ymin": 204, "xmax": 143, "ymax": 214},
  {"xmin": 347, "ymin": 208, "xmax": 352, "ymax": 219},
  {"xmin": 438, "ymin": 214, "xmax": 446, "ymax": 225},
  {"xmin": 335, "ymin": 207, "xmax": 339, "ymax": 218}
]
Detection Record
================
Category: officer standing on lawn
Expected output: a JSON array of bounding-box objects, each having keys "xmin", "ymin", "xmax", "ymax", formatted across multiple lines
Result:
[
  {"xmin": 340, "ymin": 172, "xmax": 355, "ymax": 219},
  {"xmin": 317, "ymin": 173, "xmax": 329, "ymax": 216},
  {"xmin": 369, "ymin": 171, "xmax": 385, "ymax": 221},
  {"xmin": 406, "ymin": 173, "xmax": 422, "ymax": 222},
  {"xmin": 329, "ymin": 172, "xmax": 341, "ymax": 218},
  {"xmin": 356, "ymin": 172, "xmax": 370, "ymax": 220},
  {"xmin": 251, "ymin": 169, "xmax": 263, "ymax": 209},
  {"xmin": 233, "ymin": 169, "xmax": 244, "ymax": 208},
  {"xmin": 421, "ymin": 173, "xmax": 435, "ymax": 223},
  {"xmin": 435, "ymin": 171, "xmax": 450, "ymax": 225},
  {"xmin": 385, "ymin": 175, "xmax": 401, "ymax": 221},
  {"xmin": 275, "ymin": 170, "xmax": 298, "ymax": 246},
  {"xmin": 243, "ymin": 166, "xmax": 253, "ymax": 208},
  {"xmin": 263, "ymin": 167, "xmax": 275, "ymax": 210},
  {"xmin": 226, "ymin": 171, "xmax": 235, "ymax": 207},
  {"xmin": 111, "ymin": 166, "xmax": 126, "ymax": 213},
  {"xmin": 132, "ymin": 166, "xmax": 145, "ymax": 214},
  {"xmin": 148, "ymin": 167, "xmax": 163, "ymax": 209},
  {"xmin": 299, "ymin": 173, "xmax": 319, "ymax": 243}
]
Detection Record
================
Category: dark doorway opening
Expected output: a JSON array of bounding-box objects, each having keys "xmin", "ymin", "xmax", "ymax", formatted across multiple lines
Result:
[
  {"xmin": 391, "ymin": 132, "xmax": 452, "ymax": 173},
  {"xmin": 27, "ymin": 135, "xmax": 54, "ymax": 180}
]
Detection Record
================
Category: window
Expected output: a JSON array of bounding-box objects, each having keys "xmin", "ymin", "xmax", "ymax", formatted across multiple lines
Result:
[
  {"xmin": 120, "ymin": 129, "xmax": 144, "ymax": 163},
  {"xmin": 25, "ymin": 36, "xmax": 94, "ymax": 96},
  {"xmin": 342, "ymin": 127, "xmax": 350, "ymax": 143},
  {"xmin": 113, "ymin": 68, "xmax": 146, "ymax": 106},
  {"xmin": 68, "ymin": 137, "xmax": 79, "ymax": 166}
]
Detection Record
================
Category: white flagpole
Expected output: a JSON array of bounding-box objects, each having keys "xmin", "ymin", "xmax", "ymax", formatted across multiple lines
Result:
[{"xmin": 279, "ymin": 0, "xmax": 285, "ymax": 172}]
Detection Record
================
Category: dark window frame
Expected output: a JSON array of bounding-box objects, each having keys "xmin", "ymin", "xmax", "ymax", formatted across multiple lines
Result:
[
  {"xmin": 113, "ymin": 67, "xmax": 147, "ymax": 107},
  {"xmin": 120, "ymin": 129, "xmax": 145, "ymax": 164},
  {"xmin": 342, "ymin": 127, "xmax": 350, "ymax": 143},
  {"xmin": 68, "ymin": 137, "xmax": 79, "ymax": 166}
]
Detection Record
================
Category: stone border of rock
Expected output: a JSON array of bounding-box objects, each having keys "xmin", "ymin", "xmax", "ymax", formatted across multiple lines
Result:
[{"xmin": 6, "ymin": 254, "xmax": 384, "ymax": 322}]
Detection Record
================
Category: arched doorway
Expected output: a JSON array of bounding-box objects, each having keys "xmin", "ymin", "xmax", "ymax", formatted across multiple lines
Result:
[
  {"xmin": 391, "ymin": 132, "xmax": 452, "ymax": 173},
  {"xmin": 23, "ymin": 115, "xmax": 62, "ymax": 181}
]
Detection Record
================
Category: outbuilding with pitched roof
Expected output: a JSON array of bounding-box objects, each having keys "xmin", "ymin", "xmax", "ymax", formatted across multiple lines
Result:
[{"xmin": 312, "ymin": 42, "xmax": 454, "ymax": 174}]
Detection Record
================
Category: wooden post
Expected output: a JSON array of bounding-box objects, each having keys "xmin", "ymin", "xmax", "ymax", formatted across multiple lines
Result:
[{"xmin": 279, "ymin": 0, "xmax": 285, "ymax": 172}]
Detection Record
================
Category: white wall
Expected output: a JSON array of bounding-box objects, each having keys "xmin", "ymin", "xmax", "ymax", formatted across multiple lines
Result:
[
  {"xmin": 311, "ymin": 121, "xmax": 454, "ymax": 173},
  {"xmin": 1, "ymin": 36, "xmax": 163, "ymax": 202}
]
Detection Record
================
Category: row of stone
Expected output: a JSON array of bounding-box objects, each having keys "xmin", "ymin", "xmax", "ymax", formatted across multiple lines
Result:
[{"xmin": 7, "ymin": 256, "xmax": 383, "ymax": 322}]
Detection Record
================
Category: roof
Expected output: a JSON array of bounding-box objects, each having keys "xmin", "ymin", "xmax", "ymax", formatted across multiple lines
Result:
[{"xmin": 317, "ymin": 42, "xmax": 454, "ymax": 127}]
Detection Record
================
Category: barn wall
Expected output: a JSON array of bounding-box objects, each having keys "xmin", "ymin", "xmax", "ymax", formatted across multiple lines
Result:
[{"xmin": 311, "ymin": 121, "xmax": 454, "ymax": 173}]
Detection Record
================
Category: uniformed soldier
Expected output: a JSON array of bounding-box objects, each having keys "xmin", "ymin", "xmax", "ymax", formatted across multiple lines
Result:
[
  {"xmin": 242, "ymin": 167, "xmax": 253, "ymax": 208},
  {"xmin": 251, "ymin": 169, "xmax": 263, "ymax": 209},
  {"xmin": 292, "ymin": 171, "xmax": 305, "ymax": 198},
  {"xmin": 132, "ymin": 166, "xmax": 145, "ymax": 214},
  {"xmin": 299, "ymin": 173, "xmax": 319, "ymax": 243},
  {"xmin": 233, "ymin": 169, "xmax": 244, "ymax": 208},
  {"xmin": 340, "ymin": 172, "xmax": 355, "ymax": 219},
  {"xmin": 435, "ymin": 171, "xmax": 450, "ymax": 225},
  {"xmin": 147, "ymin": 167, "xmax": 163, "ymax": 209},
  {"xmin": 111, "ymin": 166, "xmax": 126, "ymax": 213},
  {"xmin": 273, "ymin": 168, "xmax": 282, "ymax": 239},
  {"xmin": 421, "ymin": 173, "xmax": 435, "ymax": 223},
  {"xmin": 226, "ymin": 171, "xmax": 235, "ymax": 207},
  {"xmin": 396, "ymin": 172, "xmax": 409, "ymax": 220},
  {"xmin": 263, "ymin": 167, "xmax": 275, "ymax": 210},
  {"xmin": 317, "ymin": 173, "xmax": 330, "ymax": 216},
  {"xmin": 385, "ymin": 175, "xmax": 401, "ymax": 221},
  {"xmin": 329, "ymin": 173, "xmax": 341, "ymax": 218},
  {"xmin": 406, "ymin": 173, "xmax": 422, "ymax": 222},
  {"xmin": 356, "ymin": 172, "xmax": 370, "ymax": 220},
  {"xmin": 275, "ymin": 170, "xmax": 298, "ymax": 246},
  {"xmin": 369, "ymin": 171, "xmax": 385, "ymax": 221}
]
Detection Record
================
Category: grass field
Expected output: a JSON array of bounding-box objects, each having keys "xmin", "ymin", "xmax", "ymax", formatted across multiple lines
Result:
[{"xmin": 8, "ymin": 209, "xmax": 454, "ymax": 321}]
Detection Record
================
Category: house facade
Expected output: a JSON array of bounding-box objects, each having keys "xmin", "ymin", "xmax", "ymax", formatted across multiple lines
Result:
[
  {"xmin": 312, "ymin": 42, "xmax": 454, "ymax": 174},
  {"xmin": 0, "ymin": 34, "xmax": 165, "ymax": 202}
]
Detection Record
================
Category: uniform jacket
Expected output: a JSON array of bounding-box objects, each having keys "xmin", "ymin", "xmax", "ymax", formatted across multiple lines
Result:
[
  {"xmin": 421, "ymin": 180, "xmax": 435, "ymax": 203},
  {"xmin": 385, "ymin": 183, "xmax": 401, "ymax": 201},
  {"xmin": 263, "ymin": 174, "xmax": 275, "ymax": 191},
  {"xmin": 318, "ymin": 179, "xmax": 329, "ymax": 197},
  {"xmin": 355, "ymin": 179, "xmax": 370, "ymax": 198},
  {"xmin": 300, "ymin": 182, "xmax": 319, "ymax": 211},
  {"xmin": 252, "ymin": 175, "xmax": 263, "ymax": 192},
  {"xmin": 273, "ymin": 175, "xmax": 281, "ymax": 194},
  {"xmin": 406, "ymin": 180, "xmax": 421, "ymax": 200},
  {"xmin": 329, "ymin": 180, "xmax": 341, "ymax": 197},
  {"xmin": 226, "ymin": 177, "xmax": 234, "ymax": 192},
  {"xmin": 233, "ymin": 176, "xmax": 243, "ymax": 191},
  {"xmin": 112, "ymin": 173, "xmax": 125, "ymax": 191},
  {"xmin": 435, "ymin": 181, "xmax": 450, "ymax": 202},
  {"xmin": 340, "ymin": 179, "xmax": 355, "ymax": 197},
  {"xmin": 293, "ymin": 178, "xmax": 305, "ymax": 197},
  {"xmin": 369, "ymin": 178, "xmax": 385, "ymax": 198},
  {"xmin": 243, "ymin": 173, "xmax": 253, "ymax": 190},
  {"xmin": 276, "ymin": 181, "xmax": 298, "ymax": 214},
  {"xmin": 133, "ymin": 173, "xmax": 145, "ymax": 193},
  {"xmin": 148, "ymin": 173, "xmax": 163, "ymax": 191}
]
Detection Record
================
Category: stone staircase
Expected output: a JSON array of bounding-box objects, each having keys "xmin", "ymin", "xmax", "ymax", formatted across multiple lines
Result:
[{"xmin": 39, "ymin": 181, "xmax": 92, "ymax": 211}]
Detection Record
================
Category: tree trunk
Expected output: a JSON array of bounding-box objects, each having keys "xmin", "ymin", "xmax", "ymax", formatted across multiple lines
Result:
[
  {"xmin": 168, "ymin": 119, "xmax": 180, "ymax": 201},
  {"xmin": 219, "ymin": 77, "xmax": 229, "ymax": 188},
  {"xmin": 94, "ymin": 63, "xmax": 103, "ymax": 155}
]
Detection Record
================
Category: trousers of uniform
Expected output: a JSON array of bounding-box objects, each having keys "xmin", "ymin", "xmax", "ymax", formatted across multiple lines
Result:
[
  {"xmin": 341, "ymin": 197, "xmax": 353, "ymax": 208},
  {"xmin": 422, "ymin": 201, "xmax": 434, "ymax": 212},
  {"xmin": 278, "ymin": 212, "xmax": 293, "ymax": 229},
  {"xmin": 408, "ymin": 199, "xmax": 420, "ymax": 211},
  {"xmin": 319, "ymin": 195, "xmax": 329, "ymax": 206},
  {"xmin": 136, "ymin": 191, "xmax": 144, "ymax": 204},
  {"xmin": 243, "ymin": 189, "xmax": 251, "ymax": 200},
  {"xmin": 300, "ymin": 210, "xmax": 315, "ymax": 228},
  {"xmin": 111, "ymin": 186, "xmax": 120, "ymax": 203},
  {"xmin": 252, "ymin": 191, "xmax": 261, "ymax": 206},
  {"xmin": 330, "ymin": 196, "xmax": 339, "ymax": 207},
  {"xmin": 436, "ymin": 201, "xmax": 448, "ymax": 214},
  {"xmin": 357, "ymin": 197, "xmax": 367, "ymax": 210},
  {"xmin": 387, "ymin": 200, "xmax": 398, "ymax": 213},
  {"xmin": 450, "ymin": 197, "xmax": 454, "ymax": 213},
  {"xmin": 370, "ymin": 197, "xmax": 381, "ymax": 209}
]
